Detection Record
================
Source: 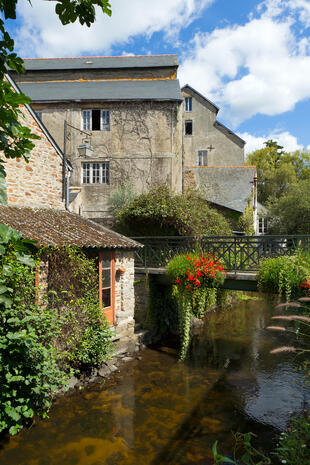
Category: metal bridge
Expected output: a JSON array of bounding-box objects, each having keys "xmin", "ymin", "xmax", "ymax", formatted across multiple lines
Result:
[{"xmin": 132, "ymin": 235, "xmax": 310, "ymax": 291}]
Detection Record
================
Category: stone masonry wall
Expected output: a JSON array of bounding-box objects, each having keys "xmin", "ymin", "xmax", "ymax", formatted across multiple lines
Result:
[
  {"xmin": 113, "ymin": 250, "xmax": 136, "ymax": 354},
  {"xmin": 3, "ymin": 105, "xmax": 65, "ymax": 210}
]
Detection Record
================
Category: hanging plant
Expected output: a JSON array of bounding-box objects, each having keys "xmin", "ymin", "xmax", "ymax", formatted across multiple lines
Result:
[{"xmin": 167, "ymin": 253, "xmax": 226, "ymax": 360}]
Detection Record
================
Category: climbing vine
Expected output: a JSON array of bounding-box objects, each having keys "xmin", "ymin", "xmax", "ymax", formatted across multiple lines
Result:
[{"xmin": 167, "ymin": 253, "xmax": 226, "ymax": 360}]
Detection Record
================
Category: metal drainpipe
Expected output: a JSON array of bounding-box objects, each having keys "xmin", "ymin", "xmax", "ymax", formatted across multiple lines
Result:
[
  {"xmin": 253, "ymin": 170, "xmax": 258, "ymax": 234},
  {"xmin": 65, "ymin": 170, "xmax": 71, "ymax": 212}
]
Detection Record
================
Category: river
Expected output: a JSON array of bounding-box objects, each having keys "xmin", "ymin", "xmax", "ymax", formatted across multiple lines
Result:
[{"xmin": 0, "ymin": 296, "xmax": 309, "ymax": 464}]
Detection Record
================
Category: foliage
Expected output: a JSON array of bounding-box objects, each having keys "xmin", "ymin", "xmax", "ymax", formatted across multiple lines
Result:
[
  {"xmin": 0, "ymin": 225, "xmax": 67, "ymax": 435},
  {"xmin": 108, "ymin": 183, "xmax": 137, "ymax": 218},
  {"xmin": 275, "ymin": 412, "xmax": 310, "ymax": 465},
  {"xmin": 167, "ymin": 253, "xmax": 225, "ymax": 360},
  {"xmin": 42, "ymin": 247, "xmax": 113, "ymax": 369},
  {"xmin": 257, "ymin": 251, "xmax": 310, "ymax": 301},
  {"xmin": 266, "ymin": 180, "xmax": 310, "ymax": 234},
  {"xmin": 212, "ymin": 433, "xmax": 271, "ymax": 464},
  {"xmin": 0, "ymin": 0, "xmax": 111, "ymax": 200},
  {"xmin": 246, "ymin": 140, "xmax": 310, "ymax": 205},
  {"xmin": 237, "ymin": 203, "xmax": 255, "ymax": 235},
  {"xmin": 115, "ymin": 186, "xmax": 232, "ymax": 237}
]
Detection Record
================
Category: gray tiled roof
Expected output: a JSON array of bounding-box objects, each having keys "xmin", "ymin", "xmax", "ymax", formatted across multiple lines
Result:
[
  {"xmin": 19, "ymin": 79, "xmax": 183, "ymax": 102},
  {"xmin": 187, "ymin": 166, "xmax": 255, "ymax": 213},
  {"xmin": 0, "ymin": 206, "xmax": 142, "ymax": 249},
  {"xmin": 23, "ymin": 55, "xmax": 178, "ymax": 71}
]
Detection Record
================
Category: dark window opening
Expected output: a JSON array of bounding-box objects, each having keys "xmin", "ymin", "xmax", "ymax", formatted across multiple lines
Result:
[
  {"xmin": 185, "ymin": 120, "xmax": 193, "ymax": 135},
  {"xmin": 92, "ymin": 110, "xmax": 101, "ymax": 131}
]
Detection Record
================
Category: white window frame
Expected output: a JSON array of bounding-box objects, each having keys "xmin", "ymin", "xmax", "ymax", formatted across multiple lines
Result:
[
  {"xmin": 82, "ymin": 109, "xmax": 110, "ymax": 131},
  {"xmin": 82, "ymin": 162, "xmax": 110, "ymax": 185},
  {"xmin": 198, "ymin": 150, "xmax": 208, "ymax": 166},
  {"xmin": 185, "ymin": 97, "xmax": 192, "ymax": 112},
  {"xmin": 258, "ymin": 217, "xmax": 267, "ymax": 234}
]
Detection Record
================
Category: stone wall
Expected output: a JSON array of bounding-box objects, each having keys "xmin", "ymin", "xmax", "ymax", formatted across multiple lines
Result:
[
  {"xmin": 182, "ymin": 89, "xmax": 245, "ymax": 168},
  {"xmin": 3, "ymin": 105, "xmax": 65, "ymax": 210},
  {"xmin": 30, "ymin": 100, "xmax": 182, "ymax": 217},
  {"xmin": 113, "ymin": 250, "xmax": 137, "ymax": 354}
]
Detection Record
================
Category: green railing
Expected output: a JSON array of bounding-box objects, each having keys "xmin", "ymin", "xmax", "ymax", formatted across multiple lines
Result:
[{"xmin": 131, "ymin": 235, "xmax": 310, "ymax": 271}]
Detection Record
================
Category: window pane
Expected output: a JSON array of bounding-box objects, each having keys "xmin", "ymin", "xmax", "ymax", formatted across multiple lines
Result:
[
  {"xmin": 101, "ymin": 110, "xmax": 110, "ymax": 131},
  {"xmin": 185, "ymin": 97, "xmax": 192, "ymax": 112},
  {"xmin": 198, "ymin": 151, "xmax": 208, "ymax": 166},
  {"xmin": 82, "ymin": 111, "xmax": 91, "ymax": 131},
  {"xmin": 185, "ymin": 120, "xmax": 193, "ymax": 135},
  {"xmin": 102, "ymin": 288, "xmax": 111, "ymax": 308},
  {"xmin": 92, "ymin": 163, "xmax": 100, "ymax": 183},
  {"xmin": 82, "ymin": 163, "xmax": 90, "ymax": 183},
  {"xmin": 102, "ymin": 162, "xmax": 110, "ymax": 184},
  {"xmin": 101, "ymin": 251, "xmax": 110, "ymax": 268},
  {"xmin": 102, "ymin": 268, "xmax": 111, "ymax": 288}
]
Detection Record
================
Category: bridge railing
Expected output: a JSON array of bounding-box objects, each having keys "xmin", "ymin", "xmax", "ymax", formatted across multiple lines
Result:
[{"xmin": 131, "ymin": 235, "xmax": 310, "ymax": 270}]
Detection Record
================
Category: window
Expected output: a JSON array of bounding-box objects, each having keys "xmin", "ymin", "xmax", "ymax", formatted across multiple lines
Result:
[
  {"xmin": 198, "ymin": 151, "xmax": 208, "ymax": 166},
  {"xmin": 82, "ymin": 110, "xmax": 110, "ymax": 131},
  {"xmin": 82, "ymin": 162, "xmax": 110, "ymax": 184},
  {"xmin": 99, "ymin": 251, "xmax": 115, "ymax": 325},
  {"xmin": 185, "ymin": 97, "xmax": 192, "ymax": 112},
  {"xmin": 258, "ymin": 217, "xmax": 268, "ymax": 234},
  {"xmin": 185, "ymin": 120, "xmax": 193, "ymax": 135}
]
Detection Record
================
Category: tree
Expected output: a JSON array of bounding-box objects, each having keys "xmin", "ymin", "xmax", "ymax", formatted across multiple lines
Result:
[
  {"xmin": 266, "ymin": 180, "xmax": 310, "ymax": 234},
  {"xmin": 0, "ymin": 0, "xmax": 111, "ymax": 195},
  {"xmin": 115, "ymin": 186, "xmax": 232, "ymax": 236},
  {"xmin": 246, "ymin": 140, "xmax": 310, "ymax": 204}
]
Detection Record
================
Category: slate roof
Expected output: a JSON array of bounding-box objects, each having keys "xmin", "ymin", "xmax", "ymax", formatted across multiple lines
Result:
[
  {"xmin": 19, "ymin": 79, "xmax": 183, "ymax": 102},
  {"xmin": 23, "ymin": 55, "xmax": 179, "ymax": 71},
  {"xmin": 5, "ymin": 74, "xmax": 72, "ymax": 171},
  {"xmin": 0, "ymin": 206, "xmax": 142, "ymax": 249},
  {"xmin": 187, "ymin": 166, "xmax": 255, "ymax": 213}
]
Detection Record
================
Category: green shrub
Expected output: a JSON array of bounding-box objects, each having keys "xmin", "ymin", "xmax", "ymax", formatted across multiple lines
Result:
[
  {"xmin": 0, "ymin": 227, "xmax": 67, "ymax": 435},
  {"xmin": 275, "ymin": 413, "xmax": 310, "ymax": 465},
  {"xmin": 115, "ymin": 185, "xmax": 232, "ymax": 236},
  {"xmin": 257, "ymin": 251, "xmax": 310, "ymax": 301}
]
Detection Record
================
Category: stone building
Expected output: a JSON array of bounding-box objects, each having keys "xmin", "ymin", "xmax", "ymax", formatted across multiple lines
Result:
[
  {"xmin": 1, "ymin": 74, "xmax": 142, "ymax": 354},
  {"xmin": 9, "ymin": 54, "xmax": 256, "ymax": 227}
]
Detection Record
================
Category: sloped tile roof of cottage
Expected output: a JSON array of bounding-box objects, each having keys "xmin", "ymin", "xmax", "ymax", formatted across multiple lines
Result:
[
  {"xmin": 19, "ymin": 79, "xmax": 183, "ymax": 102},
  {"xmin": 22, "ymin": 54, "xmax": 179, "ymax": 70},
  {"xmin": 0, "ymin": 206, "xmax": 142, "ymax": 249}
]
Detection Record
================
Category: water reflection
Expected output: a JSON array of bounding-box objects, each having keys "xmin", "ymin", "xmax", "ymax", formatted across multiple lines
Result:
[{"xmin": 0, "ymin": 297, "xmax": 309, "ymax": 465}]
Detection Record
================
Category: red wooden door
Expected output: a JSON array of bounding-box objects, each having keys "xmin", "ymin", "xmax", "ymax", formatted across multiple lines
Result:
[{"xmin": 99, "ymin": 251, "xmax": 115, "ymax": 325}]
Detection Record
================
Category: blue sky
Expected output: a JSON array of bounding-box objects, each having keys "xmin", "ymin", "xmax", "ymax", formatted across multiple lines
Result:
[{"xmin": 5, "ymin": 0, "xmax": 310, "ymax": 153}]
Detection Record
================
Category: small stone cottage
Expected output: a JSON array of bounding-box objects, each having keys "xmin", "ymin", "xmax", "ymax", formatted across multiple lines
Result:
[{"xmin": 1, "ymin": 74, "xmax": 142, "ymax": 354}]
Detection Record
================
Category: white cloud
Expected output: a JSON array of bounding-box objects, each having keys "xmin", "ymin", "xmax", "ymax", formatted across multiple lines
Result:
[
  {"xmin": 179, "ymin": 0, "xmax": 310, "ymax": 125},
  {"xmin": 13, "ymin": 0, "xmax": 213, "ymax": 58},
  {"xmin": 240, "ymin": 131, "xmax": 304, "ymax": 155}
]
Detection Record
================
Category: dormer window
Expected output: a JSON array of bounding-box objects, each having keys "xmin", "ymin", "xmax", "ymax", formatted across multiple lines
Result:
[
  {"xmin": 82, "ymin": 110, "xmax": 110, "ymax": 131},
  {"xmin": 185, "ymin": 97, "xmax": 192, "ymax": 112}
]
